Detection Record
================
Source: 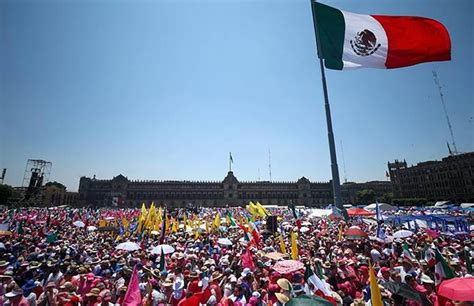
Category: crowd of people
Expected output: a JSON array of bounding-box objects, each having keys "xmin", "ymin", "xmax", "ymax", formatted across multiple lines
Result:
[{"xmin": 0, "ymin": 205, "xmax": 472, "ymax": 306}]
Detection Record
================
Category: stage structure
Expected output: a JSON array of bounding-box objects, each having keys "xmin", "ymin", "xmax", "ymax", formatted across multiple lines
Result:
[{"xmin": 22, "ymin": 159, "xmax": 52, "ymax": 201}]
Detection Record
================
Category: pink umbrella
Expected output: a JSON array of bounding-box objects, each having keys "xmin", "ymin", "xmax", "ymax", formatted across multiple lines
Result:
[
  {"xmin": 344, "ymin": 228, "xmax": 368, "ymax": 238},
  {"xmin": 425, "ymin": 228, "xmax": 440, "ymax": 238},
  {"xmin": 272, "ymin": 260, "xmax": 304, "ymax": 274},
  {"xmin": 438, "ymin": 277, "xmax": 474, "ymax": 301}
]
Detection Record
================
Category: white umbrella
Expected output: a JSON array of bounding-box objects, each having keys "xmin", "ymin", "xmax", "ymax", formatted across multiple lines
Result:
[
  {"xmin": 116, "ymin": 241, "xmax": 140, "ymax": 251},
  {"xmin": 299, "ymin": 226, "xmax": 310, "ymax": 233},
  {"xmin": 393, "ymin": 230, "xmax": 414, "ymax": 238},
  {"xmin": 73, "ymin": 221, "xmax": 85, "ymax": 228},
  {"xmin": 105, "ymin": 216, "xmax": 115, "ymax": 221},
  {"xmin": 87, "ymin": 226, "xmax": 97, "ymax": 231},
  {"xmin": 217, "ymin": 238, "xmax": 233, "ymax": 246},
  {"xmin": 150, "ymin": 230, "xmax": 160, "ymax": 235},
  {"xmin": 151, "ymin": 244, "xmax": 175, "ymax": 254},
  {"xmin": 301, "ymin": 221, "xmax": 311, "ymax": 226}
]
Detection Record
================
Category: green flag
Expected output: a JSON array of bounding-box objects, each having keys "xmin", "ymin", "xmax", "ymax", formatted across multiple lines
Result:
[
  {"xmin": 159, "ymin": 247, "xmax": 166, "ymax": 272},
  {"xmin": 17, "ymin": 221, "xmax": 24, "ymax": 235},
  {"xmin": 465, "ymin": 249, "xmax": 473, "ymax": 274},
  {"xmin": 46, "ymin": 232, "xmax": 57, "ymax": 243}
]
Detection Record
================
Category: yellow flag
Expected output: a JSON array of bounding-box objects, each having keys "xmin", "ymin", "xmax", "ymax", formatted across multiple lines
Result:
[
  {"xmin": 144, "ymin": 203, "xmax": 155, "ymax": 230},
  {"xmin": 337, "ymin": 223, "xmax": 344, "ymax": 241},
  {"xmin": 121, "ymin": 218, "xmax": 130, "ymax": 230},
  {"xmin": 165, "ymin": 214, "xmax": 170, "ymax": 231},
  {"xmin": 194, "ymin": 229, "xmax": 200, "ymax": 239},
  {"xmin": 98, "ymin": 219, "xmax": 106, "ymax": 228},
  {"xmin": 213, "ymin": 212, "xmax": 221, "ymax": 231},
  {"xmin": 279, "ymin": 233, "xmax": 287, "ymax": 254},
  {"xmin": 141, "ymin": 203, "xmax": 147, "ymax": 218},
  {"xmin": 183, "ymin": 213, "xmax": 187, "ymax": 231},
  {"xmin": 256, "ymin": 202, "xmax": 270, "ymax": 216},
  {"xmin": 172, "ymin": 220, "xmax": 178, "ymax": 233},
  {"xmin": 369, "ymin": 263, "xmax": 383, "ymax": 306},
  {"xmin": 248, "ymin": 202, "xmax": 258, "ymax": 217},
  {"xmin": 291, "ymin": 232, "xmax": 298, "ymax": 260}
]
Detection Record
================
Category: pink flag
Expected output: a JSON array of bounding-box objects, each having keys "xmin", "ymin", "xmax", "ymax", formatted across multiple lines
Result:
[
  {"xmin": 122, "ymin": 265, "xmax": 141, "ymax": 306},
  {"xmin": 241, "ymin": 249, "xmax": 256, "ymax": 271}
]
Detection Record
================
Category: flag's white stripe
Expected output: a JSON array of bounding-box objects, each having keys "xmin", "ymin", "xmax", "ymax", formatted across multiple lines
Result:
[{"xmin": 340, "ymin": 10, "xmax": 388, "ymax": 70}]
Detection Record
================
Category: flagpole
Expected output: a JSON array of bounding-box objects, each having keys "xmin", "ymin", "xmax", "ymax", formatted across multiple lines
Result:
[{"xmin": 310, "ymin": 0, "xmax": 344, "ymax": 213}]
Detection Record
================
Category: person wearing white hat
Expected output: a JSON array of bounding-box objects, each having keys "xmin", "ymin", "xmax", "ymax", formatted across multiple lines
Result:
[
  {"xmin": 420, "ymin": 274, "xmax": 436, "ymax": 305},
  {"xmin": 4, "ymin": 286, "xmax": 28, "ymax": 305}
]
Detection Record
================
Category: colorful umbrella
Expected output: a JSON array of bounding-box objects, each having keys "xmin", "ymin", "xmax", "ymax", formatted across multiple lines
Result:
[
  {"xmin": 116, "ymin": 241, "xmax": 140, "ymax": 251},
  {"xmin": 217, "ymin": 238, "xmax": 233, "ymax": 246},
  {"xmin": 73, "ymin": 221, "xmax": 85, "ymax": 228},
  {"xmin": 393, "ymin": 230, "xmax": 414, "ymax": 238},
  {"xmin": 438, "ymin": 277, "xmax": 474, "ymax": 301},
  {"xmin": 272, "ymin": 260, "xmax": 304, "ymax": 274},
  {"xmin": 299, "ymin": 226, "xmax": 310, "ymax": 233},
  {"xmin": 347, "ymin": 208, "xmax": 374, "ymax": 217},
  {"xmin": 151, "ymin": 244, "xmax": 175, "ymax": 254},
  {"xmin": 265, "ymin": 252, "xmax": 284, "ymax": 261},
  {"xmin": 344, "ymin": 228, "xmax": 368, "ymax": 238}
]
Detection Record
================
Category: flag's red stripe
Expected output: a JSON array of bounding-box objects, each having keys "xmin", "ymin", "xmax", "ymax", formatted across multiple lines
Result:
[{"xmin": 372, "ymin": 15, "xmax": 451, "ymax": 69}]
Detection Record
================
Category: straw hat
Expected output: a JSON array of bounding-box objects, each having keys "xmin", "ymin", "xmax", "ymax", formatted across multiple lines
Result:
[
  {"xmin": 211, "ymin": 271, "xmax": 223, "ymax": 281},
  {"xmin": 275, "ymin": 292, "xmax": 290, "ymax": 304},
  {"xmin": 5, "ymin": 287, "xmax": 23, "ymax": 298},
  {"xmin": 86, "ymin": 288, "xmax": 100, "ymax": 297},
  {"xmin": 277, "ymin": 278, "xmax": 292, "ymax": 291}
]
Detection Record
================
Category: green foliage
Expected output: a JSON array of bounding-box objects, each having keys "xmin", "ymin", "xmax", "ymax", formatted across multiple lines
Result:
[
  {"xmin": 45, "ymin": 181, "xmax": 67, "ymax": 190},
  {"xmin": 356, "ymin": 189, "xmax": 375, "ymax": 204},
  {"xmin": 0, "ymin": 184, "xmax": 14, "ymax": 204},
  {"xmin": 379, "ymin": 192, "xmax": 394, "ymax": 204}
]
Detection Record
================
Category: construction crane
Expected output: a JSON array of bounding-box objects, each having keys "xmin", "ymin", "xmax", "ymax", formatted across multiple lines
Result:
[{"xmin": 432, "ymin": 71, "xmax": 458, "ymax": 155}]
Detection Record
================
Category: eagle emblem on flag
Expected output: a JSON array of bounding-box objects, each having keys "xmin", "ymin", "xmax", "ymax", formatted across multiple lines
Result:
[{"xmin": 350, "ymin": 29, "xmax": 381, "ymax": 56}]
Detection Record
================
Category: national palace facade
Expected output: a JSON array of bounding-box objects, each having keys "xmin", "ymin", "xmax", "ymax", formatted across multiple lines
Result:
[
  {"xmin": 77, "ymin": 171, "xmax": 391, "ymax": 208},
  {"xmin": 388, "ymin": 152, "xmax": 474, "ymax": 202}
]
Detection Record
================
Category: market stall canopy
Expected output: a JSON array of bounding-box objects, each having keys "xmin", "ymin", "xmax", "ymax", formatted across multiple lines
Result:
[
  {"xmin": 347, "ymin": 208, "xmax": 374, "ymax": 217},
  {"xmin": 365, "ymin": 203, "xmax": 396, "ymax": 211}
]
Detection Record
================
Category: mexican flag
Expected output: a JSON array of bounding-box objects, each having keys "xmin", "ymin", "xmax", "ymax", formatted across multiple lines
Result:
[
  {"xmin": 312, "ymin": 2, "xmax": 451, "ymax": 70},
  {"xmin": 226, "ymin": 212, "xmax": 237, "ymax": 227},
  {"xmin": 304, "ymin": 264, "xmax": 331, "ymax": 296},
  {"xmin": 434, "ymin": 249, "xmax": 455, "ymax": 284}
]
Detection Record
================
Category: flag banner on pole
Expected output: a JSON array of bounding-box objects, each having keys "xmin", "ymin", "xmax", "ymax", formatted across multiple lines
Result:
[
  {"xmin": 369, "ymin": 263, "xmax": 383, "ymax": 306},
  {"xmin": 312, "ymin": 1, "xmax": 451, "ymax": 70},
  {"xmin": 123, "ymin": 265, "xmax": 141, "ymax": 306},
  {"xmin": 434, "ymin": 248, "xmax": 455, "ymax": 284}
]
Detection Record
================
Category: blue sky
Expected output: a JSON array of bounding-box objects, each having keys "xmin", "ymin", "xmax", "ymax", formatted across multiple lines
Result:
[{"xmin": 1, "ymin": 0, "xmax": 472, "ymax": 191}]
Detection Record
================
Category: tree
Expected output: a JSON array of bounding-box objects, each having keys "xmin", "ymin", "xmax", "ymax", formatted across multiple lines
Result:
[
  {"xmin": 379, "ymin": 192, "xmax": 394, "ymax": 204},
  {"xmin": 0, "ymin": 184, "xmax": 14, "ymax": 205},
  {"xmin": 356, "ymin": 189, "xmax": 375, "ymax": 204},
  {"xmin": 44, "ymin": 181, "xmax": 66, "ymax": 190}
]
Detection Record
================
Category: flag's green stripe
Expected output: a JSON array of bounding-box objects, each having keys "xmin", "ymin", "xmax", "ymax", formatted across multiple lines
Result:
[
  {"xmin": 436, "ymin": 249, "xmax": 455, "ymax": 279},
  {"xmin": 314, "ymin": 2, "xmax": 345, "ymax": 70}
]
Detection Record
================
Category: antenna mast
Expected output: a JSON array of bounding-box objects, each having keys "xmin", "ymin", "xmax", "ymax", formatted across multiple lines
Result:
[
  {"xmin": 268, "ymin": 149, "xmax": 272, "ymax": 182},
  {"xmin": 433, "ymin": 71, "xmax": 458, "ymax": 155},
  {"xmin": 340, "ymin": 141, "xmax": 347, "ymax": 183}
]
